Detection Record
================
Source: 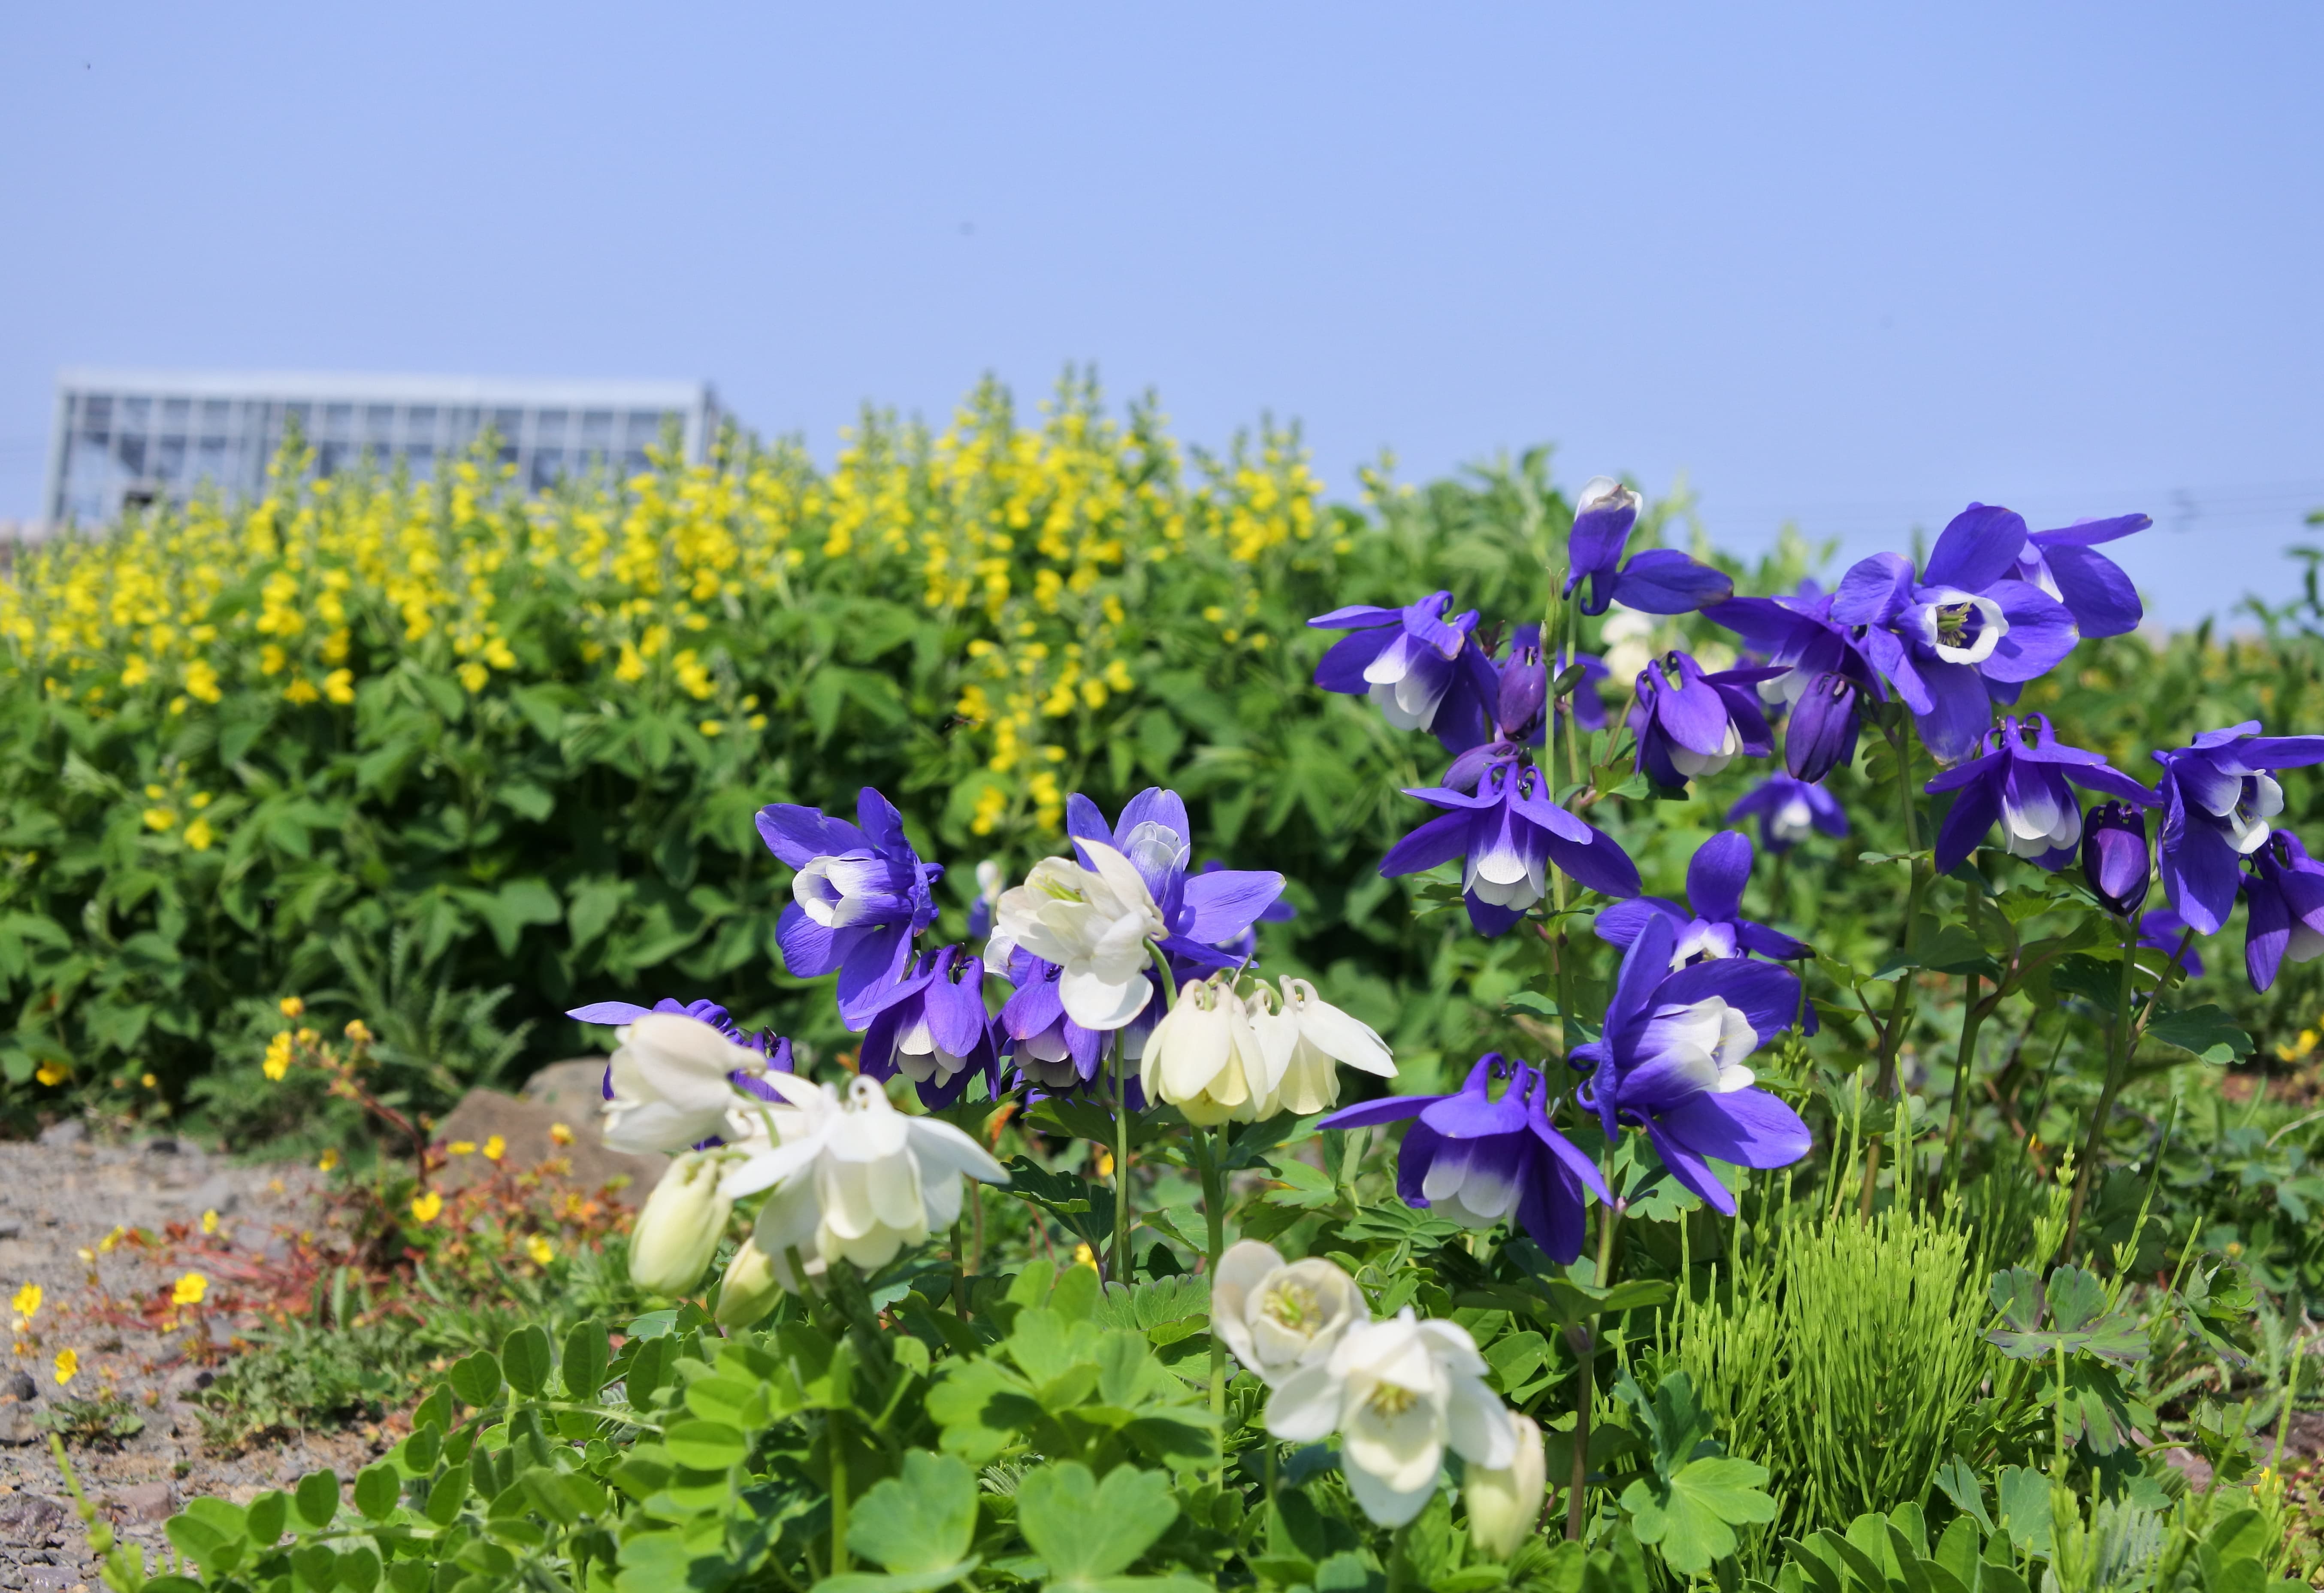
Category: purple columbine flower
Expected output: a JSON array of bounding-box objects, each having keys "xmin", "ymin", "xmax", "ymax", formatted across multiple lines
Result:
[
  {"xmin": 1381, "ymin": 751, "xmax": 1640, "ymax": 935},
  {"xmin": 1594, "ymin": 831, "xmax": 1807, "ymax": 964},
  {"xmin": 2081, "ymin": 802, "xmax": 2151, "ymax": 917},
  {"xmin": 1564, "ymin": 478, "xmax": 1735, "ymax": 618},
  {"xmin": 1629, "ymin": 651, "xmax": 1780, "ymax": 787},
  {"xmin": 1064, "ymin": 787, "xmax": 1285, "ymax": 971},
  {"xmin": 1571, "ymin": 915, "xmax": 1812, "ymax": 1214},
  {"xmin": 1829, "ymin": 505, "xmax": 2082, "ymax": 763},
  {"xmin": 1703, "ymin": 580, "xmax": 1887, "ymax": 719},
  {"xmin": 994, "ymin": 947, "xmax": 1160, "ymax": 1099},
  {"xmin": 1309, "ymin": 590, "xmax": 1484, "ymax": 737},
  {"xmin": 2007, "ymin": 513, "xmax": 2150, "ymax": 638},
  {"xmin": 758, "ymin": 787, "xmax": 943, "ymax": 1027},
  {"xmin": 1318, "ymin": 1054, "xmax": 1608, "ymax": 1265},
  {"xmin": 857, "ymin": 945, "xmax": 1000, "ymax": 1108},
  {"xmin": 2153, "ymin": 723, "xmax": 2324, "ymax": 935},
  {"xmin": 2242, "ymin": 832, "xmax": 2324, "ymax": 993},
  {"xmin": 565, "ymin": 996, "xmax": 795, "ymax": 1116},
  {"xmin": 1728, "ymin": 775, "xmax": 1847, "ymax": 854},
  {"xmin": 1783, "ymin": 674, "xmax": 1862, "ymax": 783},
  {"xmin": 1925, "ymin": 715, "xmax": 2157, "ymax": 875}
]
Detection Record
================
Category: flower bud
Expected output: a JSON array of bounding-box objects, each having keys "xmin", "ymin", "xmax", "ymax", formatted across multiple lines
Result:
[
  {"xmin": 1785, "ymin": 673, "xmax": 1861, "ymax": 782},
  {"xmin": 1464, "ymin": 1412, "xmax": 1547, "ymax": 1560},
  {"xmin": 1496, "ymin": 639, "xmax": 1548, "ymax": 743},
  {"xmin": 712, "ymin": 1236, "xmax": 783, "ymax": 1329},
  {"xmin": 2081, "ymin": 801, "xmax": 2150, "ymax": 917},
  {"xmin": 628, "ymin": 1151, "xmax": 732, "ymax": 1298}
]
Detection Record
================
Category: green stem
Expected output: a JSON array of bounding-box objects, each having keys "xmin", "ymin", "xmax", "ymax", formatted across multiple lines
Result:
[
  {"xmin": 2065, "ymin": 913, "xmax": 2143, "ymax": 1259},
  {"xmin": 1863, "ymin": 718, "xmax": 1927, "ymax": 1219},
  {"xmin": 1199, "ymin": 1124, "xmax": 1229, "ymax": 1433},
  {"xmin": 830, "ymin": 1409, "xmax": 851, "ymax": 1575},
  {"xmin": 1112, "ymin": 1032, "xmax": 1132, "ymax": 1283},
  {"xmin": 1942, "ymin": 972, "xmax": 1988, "ymax": 1188},
  {"xmin": 1567, "ymin": 1199, "xmax": 1624, "ymax": 1541}
]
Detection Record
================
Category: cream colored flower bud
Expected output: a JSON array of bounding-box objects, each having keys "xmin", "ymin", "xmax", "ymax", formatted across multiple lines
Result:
[
  {"xmin": 629, "ymin": 1150, "xmax": 732, "ymax": 1297},
  {"xmin": 1464, "ymin": 1411, "xmax": 1546, "ymax": 1560},
  {"xmin": 712, "ymin": 1236, "xmax": 784, "ymax": 1329}
]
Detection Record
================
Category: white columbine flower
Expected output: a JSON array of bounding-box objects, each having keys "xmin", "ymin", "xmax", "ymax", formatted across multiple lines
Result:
[
  {"xmin": 1140, "ymin": 978, "xmax": 1284, "ymax": 1126},
  {"xmin": 1268, "ymin": 1308, "xmax": 1519, "ymax": 1527},
  {"xmin": 1248, "ymin": 976, "xmax": 1396, "ymax": 1115},
  {"xmin": 1464, "ymin": 1412, "xmax": 1547, "ymax": 1560},
  {"xmin": 603, "ymin": 1013, "xmax": 784, "ymax": 1156},
  {"xmin": 629, "ymin": 1149, "xmax": 737, "ymax": 1297},
  {"xmin": 720, "ymin": 1074, "xmax": 1009, "ymax": 1280},
  {"xmin": 989, "ymin": 842, "xmax": 1167, "ymax": 1030},
  {"xmin": 1211, "ymin": 1241, "xmax": 1366, "ymax": 1390}
]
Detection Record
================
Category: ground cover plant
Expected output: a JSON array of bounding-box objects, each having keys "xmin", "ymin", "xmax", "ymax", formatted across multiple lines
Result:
[{"xmin": 3, "ymin": 380, "xmax": 2322, "ymax": 1590}]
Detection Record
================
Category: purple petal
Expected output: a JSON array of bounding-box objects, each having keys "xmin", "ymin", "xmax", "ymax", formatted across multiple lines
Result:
[
  {"xmin": 1064, "ymin": 794, "xmax": 1112, "ymax": 859},
  {"xmin": 1000, "ymin": 963, "xmax": 1064, "ymax": 1039},
  {"xmin": 1514, "ymin": 1154, "xmax": 1588, "ymax": 1265},
  {"xmin": 1657, "ymin": 1087, "xmax": 1813, "ymax": 1170},
  {"xmin": 1652, "ymin": 956, "xmax": 1801, "ymax": 1043},
  {"xmin": 775, "ymin": 902, "xmax": 843, "ymax": 978},
  {"xmin": 1543, "ymin": 821, "xmax": 1641, "ymax": 900},
  {"xmin": 1606, "ymin": 915, "xmax": 1677, "ymax": 1044},
  {"xmin": 1318, "ymin": 1093, "xmax": 1436, "ymax": 1132},
  {"xmin": 1644, "ymin": 1121, "xmax": 1738, "ymax": 1214},
  {"xmin": 756, "ymin": 804, "xmax": 863, "ymax": 868},
  {"xmin": 1566, "ymin": 503, "xmax": 1636, "ymax": 589},
  {"xmin": 2162, "ymin": 821, "xmax": 2242, "ymax": 936},
  {"xmin": 1118, "ymin": 787, "xmax": 1192, "ymax": 846},
  {"xmin": 1736, "ymin": 921, "xmax": 1810, "ymax": 960},
  {"xmin": 1307, "ymin": 603, "xmax": 1405, "ymax": 630},
  {"xmin": 1980, "ymin": 582, "xmax": 2079, "ymax": 684},
  {"xmin": 2237, "ymin": 736, "xmax": 2324, "ymax": 770},
  {"xmin": 1180, "ymin": 868, "xmax": 1287, "ymax": 945},
  {"xmin": 1859, "ymin": 627, "xmax": 1931, "ymax": 713},
  {"xmin": 1913, "ymin": 661, "xmax": 1997, "ymax": 766},
  {"xmin": 2060, "ymin": 760, "xmax": 2158, "ymax": 807},
  {"xmin": 1647, "ymin": 656, "xmax": 1733, "ymax": 754},
  {"xmin": 1686, "ymin": 831, "xmax": 1754, "ymax": 922},
  {"xmin": 1381, "ymin": 810, "xmax": 1475, "ymax": 878},
  {"xmin": 1702, "ymin": 597, "xmax": 1810, "ymax": 655},
  {"xmin": 1464, "ymin": 895, "xmax": 1531, "ymax": 937},
  {"xmin": 2244, "ymin": 877, "xmax": 2288, "ymax": 993},
  {"xmin": 1593, "ymin": 896, "xmax": 1686, "ymax": 948},
  {"xmin": 855, "ymin": 788, "xmax": 911, "ymax": 854},
  {"xmin": 834, "ymin": 922, "xmax": 917, "ymax": 1029},
  {"xmin": 1831, "ymin": 554, "xmax": 1916, "ymax": 627},
  {"xmin": 2040, "ymin": 543, "xmax": 2143, "ymax": 639},
  {"xmin": 1394, "ymin": 1122, "xmax": 1445, "ymax": 1206},
  {"xmin": 1315, "ymin": 630, "xmax": 1393, "ymax": 694},
  {"xmin": 1420, "ymin": 1063, "xmax": 1529, "ymax": 1138},
  {"xmin": 2031, "ymin": 513, "xmax": 2150, "ymax": 549},
  {"xmin": 1932, "ymin": 764, "xmax": 2004, "ymax": 875},
  {"xmin": 1610, "ymin": 551, "xmax": 1735, "ymax": 615},
  {"xmin": 1924, "ymin": 503, "xmax": 2031, "ymax": 593},
  {"xmin": 924, "ymin": 955, "xmax": 989, "ymax": 1057},
  {"xmin": 567, "ymin": 1000, "xmax": 654, "ymax": 1025}
]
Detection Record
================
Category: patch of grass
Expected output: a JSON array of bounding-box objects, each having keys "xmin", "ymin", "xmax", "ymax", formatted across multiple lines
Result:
[{"xmin": 194, "ymin": 1317, "xmax": 424, "ymax": 1454}]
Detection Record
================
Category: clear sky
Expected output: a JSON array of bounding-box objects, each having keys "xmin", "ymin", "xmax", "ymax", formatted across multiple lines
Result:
[{"xmin": 3, "ymin": 4, "xmax": 2318, "ymax": 624}]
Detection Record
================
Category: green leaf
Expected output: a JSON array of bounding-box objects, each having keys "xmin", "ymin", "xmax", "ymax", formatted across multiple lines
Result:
[
  {"xmin": 500, "ymin": 1324, "xmax": 553, "ymax": 1397},
  {"xmin": 562, "ymin": 1320, "xmax": 610, "ymax": 1400},
  {"xmin": 2144, "ymin": 1004, "xmax": 2254, "ymax": 1064},
  {"xmin": 449, "ymin": 1350, "xmax": 504, "ymax": 1407},
  {"xmin": 354, "ymin": 1461, "xmax": 401, "ymax": 1521},
  {"xmin": 846, "ymin": 1450, "xmax": 980, "ymax": 1573},
  {"xmin": 662, "ymin": 1419, "xmax": 749, "ymax": 1470},
  {"xmin": 1015, "ymin": 1461, "xmax": 1180, "ymax": 1584},
  {"xmin": 293, "ymin": 1468, "xmax": 341, "ymax": 1531},
  {"xmin": 1622, "ymin": 1456, "xmax": 1777, "ymax": 1575}
]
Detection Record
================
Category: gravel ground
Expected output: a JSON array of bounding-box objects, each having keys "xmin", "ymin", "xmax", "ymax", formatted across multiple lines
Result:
[{"xmin": 0, "ymin": 1124, "xmax": 368, "ymax": 1591}]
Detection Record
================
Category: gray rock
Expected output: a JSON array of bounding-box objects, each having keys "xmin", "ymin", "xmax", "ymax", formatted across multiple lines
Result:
[
  {"xmin": 4, "ymin": 1371, "xmax": 34, "ymax": 1402},
  {"xmin": 0, "ymin": 1493, "xmax": 67, "ymax": 1540},
  {"xmin": 0, "ymin": 1222, "xmax": 18, "ymax": 1242},
  {"xmin": 107, "ymin": 1481, "xmax": 176, "ymax": 1523},
  {"xmin": 184, "ymin": 1177, "xmax": 239, "ymax": 1218},
  {"xmin": 23, "ymin": 1566, "xmax": 83, "ymax": 1590},
  {"xmin": 33, "ymin": 1121, "xmax": 82, "ymax": 1148},
  {"xmin": 0, "ymin": 1404, "xmax": 39, "ymax": 1445}
]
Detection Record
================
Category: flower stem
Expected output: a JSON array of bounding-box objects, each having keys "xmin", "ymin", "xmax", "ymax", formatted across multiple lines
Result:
[
  {"xmin": 1567, "ymin": 1199, "xmax": 1623, "ymax": 1541},
  {"xmin": 1199, "ymin": 1124, "xmax": 1229, "ymax": 1431},
  {"xmin": 2064, "ymin": 913, "xmax": 2143, "ymax": 1258},
  {"xmin": 1112, "ymin": 1033, "xmax": 1133, "ymax": 1284},
  {"xmin": 1863, "ymin": 717, "xmax": 1927, "ymax": 1219},
  {"xmin": 829, "ymin": 1408, "xmax": 851, "ymax": 1575}
]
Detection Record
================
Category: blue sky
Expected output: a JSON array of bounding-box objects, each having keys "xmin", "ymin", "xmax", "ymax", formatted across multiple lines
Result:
[{"xmin": 2, "ymin": 4, "xmax": 2318, "ymax": 624}]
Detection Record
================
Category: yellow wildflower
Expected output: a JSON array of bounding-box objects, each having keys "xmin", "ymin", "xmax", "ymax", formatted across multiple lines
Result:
[
  {"xmin": 140, "ymin": 1072, "xmax": 157, "ymax": 1088},
  {"xmin": 142, "ymin": 807, "xmax": 175, "ymax": 831},
  {"xmin": 120, "ymin": 655, "xmax": 151, "ymax": 687},
  {"xmin": 482, "ymin": 1135, "xmax": 505, "ymax": 1163},
  {"xmin": 282, "ymin": 677, "xmax": 320, "ymax": 705},
  {"xmin": 698, "ymin": 719, "xmax": 724, "ymax": 737},
  {"xmin": 261, "ymin": 1031, "xmax": 294, "ymax": 1081},
  {"xmin": 52, "ymin": 1349, "xmax": 77, "ymax": 1387},
  {"xmin": 525, "ymin": 1235, "xmax": 555, "ymax": 1267},
  {"xmin": 548, "ymin": 1122, "xmax": 574, "ymax": 1147},
  {"xmin": 171, "ymin": 1272, "xmax": 207, "ymax": 1307},
  {"xmin": 410, "ymin": 1191, "xmax": 443, "ymax": 1224},
  {"xmin": 323, "ymin": 668, "xmax": 355, "ymax": 704},
  {"xmin": 448, "ymin": 1140, "xmax": 476, "ymax": 1157},
  {"xmin": 33, "ymin": 1061, "xmax": 66, "ymax": 1087},
  {"xmin": 279, "ymin": 996, "xmax": 305, "ymax": 1018},
  {"xmin": 457, "ymin": 660, "xmax": 489, "ymax": 694},
  {"xmin": 343, "ymin": 1019, "xmax": 372, "ymax": 1044},
  {"xmin": 11, "ymin": 1284, "xmax": 40, "ymax": 1321},
  {"xmin": 317, "ymin": 1148, "xmax": 341, "ymax": 1172},
  {"xmin": 183, "ymin": 818, "xmax": 213, "ymax": 851}
]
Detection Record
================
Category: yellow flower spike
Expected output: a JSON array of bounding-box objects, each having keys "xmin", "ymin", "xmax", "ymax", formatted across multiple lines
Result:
[
  {"xmin": 183, "ymin": 818, "xmax": 214, "ymax": 851},
  {"xmin": 344, "ymin": 1019, "xmax": 373, "ymax": 1044},
  {"xmin": 482, "ymin": 1135, "xmax": 505, "ymax": 1163},
  {"xmin": 410, "ymin": 1191, "xmax": 443, "ymax": 1225},
  {"xmin": 171, "ymin": 1272, "xmax": 207, "ymax": 1307},
  {"xmin": 526, "ymin": 1235, "xmax": 555, "ymax": 1267},
  {"xmin": 279, "ymin": 996, "xmax": 305, "ymax": 1018},
  {"xmin": 53, "ymin": 1348, "xmax": 77, "ymax": 1387},
  {"xmin": 142, "ymin": 807, "xmax": 176, "ymax": 831}
]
